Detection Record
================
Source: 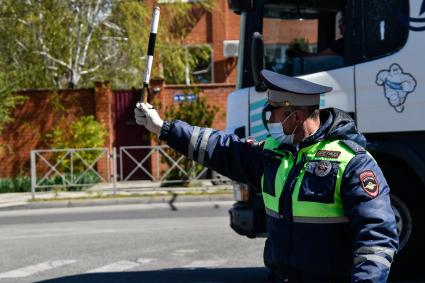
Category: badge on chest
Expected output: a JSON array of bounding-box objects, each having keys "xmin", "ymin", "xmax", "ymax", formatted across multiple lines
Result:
[{"xmin": 314, "ymin": 160, "xmax": 333, "ymax": 177}]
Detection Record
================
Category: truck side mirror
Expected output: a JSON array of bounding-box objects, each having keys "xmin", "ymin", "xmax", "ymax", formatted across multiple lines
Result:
[{"xmin": 251, "ymin": 32, "xmax": 267, "ymax": 92}]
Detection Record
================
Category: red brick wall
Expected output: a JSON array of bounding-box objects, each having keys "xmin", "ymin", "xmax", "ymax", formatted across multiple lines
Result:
[
  {"xmin": 263, "ymin": 19, "xmax": 318, "ymax": 44},
  {"xmin": 211, "ymin": 1, "xmax": 237, "ymax": 84},
  {"xmin": 94, "ymin": 82, "xmax": 115, "ymax": 152},
  {"xmin": 94, "ymin": 82, "xmax": 115, "ymax": 179},
  {"xmin": 184, "ymin": 8, "xmax": 211, "ymax": 44},
  {"xmin": 153, "ymin": 83, "xmax": 235, "ymax": 131},
  {"xmin": 182, "ymin": 0, "xmax": 240, "ymax": 84},
  {"xmin": 0, "ymin": 89, "xmax": 93, "ymax": 177},
  {"xmin": 225, "ymin": 5, "xmax": 241, "ymax": 40},
  {"xmin": 0, "ymin": 86, "xmax": 114, "ymax": 178},
  {"xmin": 0, "ymin": 83, "xmax": 234, "ymax": 178},
  {"xmin": 149, "ymin": 83, "xmax": 235, "ymax": 178}
]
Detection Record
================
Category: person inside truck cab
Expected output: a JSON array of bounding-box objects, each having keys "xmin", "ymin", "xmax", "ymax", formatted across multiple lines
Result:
[
  {"xmin": 134, "ymin": 69, "xmax": 398, "ymax": 282},
  {"xmin": 318, "ymin": 15, "xmax": 344, "ymax": 56},
  {"xmin": 286, "ymin": 15, "xmax": 345, "ymax": 58}
]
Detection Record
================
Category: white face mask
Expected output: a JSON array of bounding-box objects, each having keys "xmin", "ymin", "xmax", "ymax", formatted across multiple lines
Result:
[{"xmin": 267, "ymin": 112, "xmax": 298, "ymax": 145}]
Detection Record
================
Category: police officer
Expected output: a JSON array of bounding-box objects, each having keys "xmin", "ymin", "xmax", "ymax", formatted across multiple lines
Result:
[{"xmin": 134, "ymin": 69, "xmax": 399, "ymax": 282}]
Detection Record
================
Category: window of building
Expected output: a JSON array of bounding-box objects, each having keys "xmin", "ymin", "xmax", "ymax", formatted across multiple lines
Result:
[{"xmin": 186, "ymin": 44, "xmax": 212, "ymax": 84}]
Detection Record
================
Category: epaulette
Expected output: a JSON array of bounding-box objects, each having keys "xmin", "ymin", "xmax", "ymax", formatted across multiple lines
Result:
[{"xmin": 340, "ymin": 140, "xmax": 366, "ymax": 154}]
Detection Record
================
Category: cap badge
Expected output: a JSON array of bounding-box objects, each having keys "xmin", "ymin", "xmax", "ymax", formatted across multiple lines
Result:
[{"xmin": 268, "ymin": 99, "xmax": 291, "ymax": 107}]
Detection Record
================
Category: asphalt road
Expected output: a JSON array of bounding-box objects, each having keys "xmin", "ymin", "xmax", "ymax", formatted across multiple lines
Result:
[
  {"xmin": 0, "ymin": 201, "xmax": 268, "ymax": 283},
  {"xmin": 0, "ymin": 201, "xmax": 423, "ymax": 283}
]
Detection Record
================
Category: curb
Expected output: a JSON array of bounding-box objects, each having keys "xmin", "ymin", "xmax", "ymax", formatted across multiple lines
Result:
[{"xmin": 0, "ymin": 193, "xmax": 234, "ymax": 211}]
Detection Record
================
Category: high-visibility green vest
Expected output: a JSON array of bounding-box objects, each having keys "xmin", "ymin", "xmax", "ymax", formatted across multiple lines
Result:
[{"xmin": 261, "ymin": 136, "xmax": 357, "ymax": 223}]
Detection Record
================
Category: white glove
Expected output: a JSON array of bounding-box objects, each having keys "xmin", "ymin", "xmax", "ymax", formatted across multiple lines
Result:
[{"xmin": 134, "ymin": 102, "xmax": 164, "ymax": 136}]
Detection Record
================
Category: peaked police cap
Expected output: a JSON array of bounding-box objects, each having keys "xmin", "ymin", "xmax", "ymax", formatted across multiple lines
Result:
[{"xmin": 261, "ymin": 69, "xmax": 332, "ymax": 108}]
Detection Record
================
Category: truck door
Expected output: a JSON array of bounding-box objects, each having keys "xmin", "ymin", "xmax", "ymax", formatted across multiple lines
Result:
[{"xmin": 353, "ymin": 0, "xmax": 421, "ymax": 133}]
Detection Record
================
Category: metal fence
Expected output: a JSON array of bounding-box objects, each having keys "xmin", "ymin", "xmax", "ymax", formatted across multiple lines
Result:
[
  {"xmin": 30, "ymin": 148, "xmax": 116, "ymax": 199},
  {"xmin": 119, "ymin": 145, "xmax": 209, "ymax": 182},
  {"xmin": 30, "ymin": 146, "xmax": 229, "ymax": 199}
]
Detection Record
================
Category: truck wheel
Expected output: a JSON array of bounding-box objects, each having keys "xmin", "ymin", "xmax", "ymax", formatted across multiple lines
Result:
[
  {"xmin": 381, "ymin": 164, "xmax": 425, "ymax": 280},
  {"xmin": 390, "ymin": 194, "xmax": 412, "ymax": 251}
]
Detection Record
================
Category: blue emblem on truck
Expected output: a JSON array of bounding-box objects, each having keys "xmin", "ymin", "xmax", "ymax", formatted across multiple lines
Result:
[
  {"xmin": 400, "ymin": 0, "xmax": 425, "ymax": 31},
  {"xmin": 376, "ymin": 63, "xmax": 417, "ymax": 113}
]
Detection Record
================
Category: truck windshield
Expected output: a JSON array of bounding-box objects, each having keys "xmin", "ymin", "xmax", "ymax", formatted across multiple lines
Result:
[{"xmin": 263, "ymin": 0, "xmax": 346, "ymax": 76}]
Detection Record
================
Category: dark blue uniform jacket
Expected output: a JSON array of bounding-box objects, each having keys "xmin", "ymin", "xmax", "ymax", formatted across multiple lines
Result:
[{"xmin": 160, "ymin": 108, "xmax": 399, "ymax": 282}]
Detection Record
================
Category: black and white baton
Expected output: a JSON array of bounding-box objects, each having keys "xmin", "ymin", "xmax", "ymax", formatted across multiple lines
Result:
[{"xmin": 141, "ymin": 6, "xmax": 160, "ymax": 104}]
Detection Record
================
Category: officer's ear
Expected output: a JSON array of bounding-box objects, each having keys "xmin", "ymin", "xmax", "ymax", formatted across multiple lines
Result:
[{"xmin": 293, "ymin": 109, "xmax": 306, "ymax": 122}]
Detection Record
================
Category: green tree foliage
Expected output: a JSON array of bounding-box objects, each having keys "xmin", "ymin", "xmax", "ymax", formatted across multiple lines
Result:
[
  {"xmin": 0, "ymin": 72, "xmax": 26, "ymax": 135},
  {"xmin": 282, "ymin": 38, "xmax": 312, "ymax": 75},
  {"xmin": 287, "ymin": 38, "xmax": 311, "ymax": 54},
  {"xmin": 162, "ymin": 88, "xmax": 218, "ymax": 183},
  {"xmin": 47, "ymin": 115, "xmax": 107, "ymax": 172},
  {"xmin": 111, "ymin": 1, "xmax": 213, "ymax": 85},
  {"xmin": 0, "ymin": 0, "xmax": 213, "ymax": 89}
]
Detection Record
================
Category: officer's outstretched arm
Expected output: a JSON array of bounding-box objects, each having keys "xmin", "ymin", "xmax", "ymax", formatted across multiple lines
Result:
[
  {"xmin": 341, "ymin": 154, "xmax": 399, "ymax": 282},
  {"xmin": 163, "ymin": 120, "xmax": 263, "ymax": 188},
  {"xmin": 134, "ymin": 103, "xmax": 264, "ymax": 188}
]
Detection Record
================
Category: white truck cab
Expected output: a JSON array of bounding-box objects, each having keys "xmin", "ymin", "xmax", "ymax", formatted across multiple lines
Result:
[{"xmin": 226, "ymin": 0, "xmax": 424, "ymax": 279}]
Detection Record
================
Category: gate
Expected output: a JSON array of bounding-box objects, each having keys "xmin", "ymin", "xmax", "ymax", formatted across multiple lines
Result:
[{"xmin": 113, "ymin": 90, "xmax": 151, "ymax": 180}]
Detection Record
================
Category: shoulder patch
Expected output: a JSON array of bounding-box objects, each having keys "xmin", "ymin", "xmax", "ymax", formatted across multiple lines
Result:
[
  {"xmin": 315, "ymin": 150, "xmax": 341, "ymax": 159},
  {"xmin": 359, "ymin": 170, "xmax": 379, "ymax": 198},
  {"xmin": 340, "ymin": 140, "xmax": 366, "ymax": 154}
]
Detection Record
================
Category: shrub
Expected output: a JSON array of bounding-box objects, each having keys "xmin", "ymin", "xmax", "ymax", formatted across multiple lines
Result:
[
  {"xmin": 46, "ymin": 115, "xmax": 107, "ymax": 173},
  {"xmin": 164, "ymin": 88, "xmax": 218, "ymax": 127},
  {"xmin": 161, "ymin": 88, "xmax": 218, "ymax": 183},
  {"xmin": 36, "ymin": 172, "xmax": 101, "ymax": 191}
]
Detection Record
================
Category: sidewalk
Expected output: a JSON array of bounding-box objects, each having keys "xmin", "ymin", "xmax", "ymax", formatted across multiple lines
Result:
[{"xmin": 0, "ymin": 180, "xmax": 234, "ymax": 210}]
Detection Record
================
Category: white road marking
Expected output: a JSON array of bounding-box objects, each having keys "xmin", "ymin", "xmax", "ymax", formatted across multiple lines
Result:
[
  {"xmin": 136, "ymin": 257, "xmax": 153, "ymax": 264},
  {"xmin": 174, "ymin": 249, "xmax": 199, "ymax": 254},
  {"xmin": 0, "ymin": 201, "xmax": 234, "ymax": 218},
  {"xmin": 86, "ymin": 261, "xmax": 141, "ymax": 273},
  {"xmin": 183, "ymin": 259, "xmax": 227, "ymax": 268},
  {"xmin": 0, "ymin": 260, "xmax": 76, "ymax": 279},
  {"xmin": 0, "ymin": 217, "xmax": 224, "ymax": 241}
]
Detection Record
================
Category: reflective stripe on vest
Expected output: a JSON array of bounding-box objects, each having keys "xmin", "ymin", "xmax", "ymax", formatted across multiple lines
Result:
[
  {"xmin": 261, "ymin": 137, "xmax": 291, "ymax": 214},
  {"xmin": 261, "ymin": 137, "xmax": 357, "ymax": 221}
]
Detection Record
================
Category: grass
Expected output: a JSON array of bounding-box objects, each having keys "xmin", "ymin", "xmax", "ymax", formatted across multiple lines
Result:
[
  {"xmin": 0, "ymin": 176, "xmax": 31, "ymax": 193},
  {"xmin": 0, "ymin": 173, "xmax": 101, "ymax": 194}
]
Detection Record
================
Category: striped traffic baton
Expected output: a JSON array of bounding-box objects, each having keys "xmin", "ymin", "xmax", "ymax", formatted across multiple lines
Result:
[{"xmin": 141, "ymin": 6, "xmax": 160, "ymax": 104}]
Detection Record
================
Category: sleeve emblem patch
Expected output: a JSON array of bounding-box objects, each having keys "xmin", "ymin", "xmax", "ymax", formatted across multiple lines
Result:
[
  {"xmin": 315, "ymin": 150, "xmax": 341, "ymax": 159},
  {"xmin": 359, "ymin": 170, "xmax": 379, "ymax": 198}
]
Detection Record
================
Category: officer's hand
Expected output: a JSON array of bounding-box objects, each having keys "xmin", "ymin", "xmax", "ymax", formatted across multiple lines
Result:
[{"xmin": 134, "ymin": 102, "xmax": 164, "ymax": 136}]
